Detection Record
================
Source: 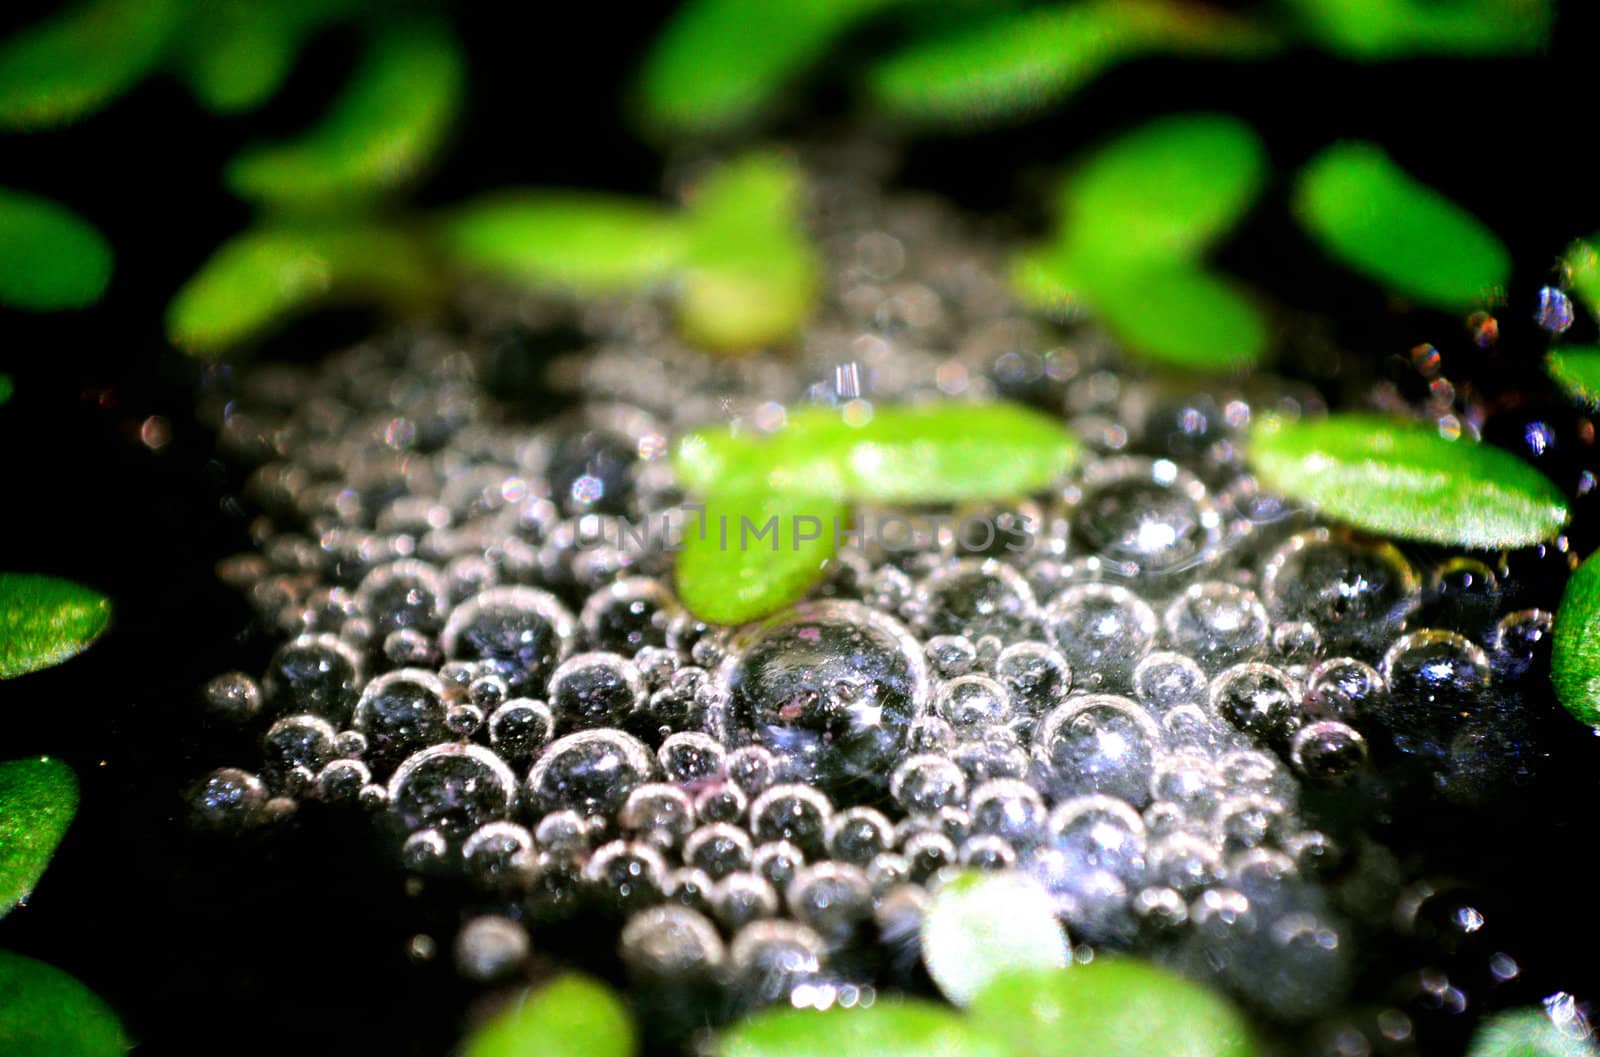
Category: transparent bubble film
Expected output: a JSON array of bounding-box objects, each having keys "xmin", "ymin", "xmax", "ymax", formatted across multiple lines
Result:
[{"xmin": 188, "ymin": 150, "xmax": 1574, "ymax": 1044}]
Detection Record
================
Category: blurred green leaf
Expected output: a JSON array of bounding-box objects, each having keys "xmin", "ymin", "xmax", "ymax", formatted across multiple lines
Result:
[
  {"xmin": 0, "ymin": 951, "xmax": 129, "ymax": 1057},
  {"xmin": 166, "ymin": 222, "xmax": 437, "ymax": 356},
  {"xmin": 226, "ymin": 22, "xmax": 465, "ymax": 207},
  {"xmin": 1293, "ymin": 142, "xmax": 1509, "ymax": 310},
  {"xmin": 0, "ymin": 374, "xmax": 12, "ymax": 406},
  {"xmin": 869, "ymin": 0, "xmax": 1278, "ymax": 126},
  {"xmin": 1565, "ymin": 239, "xmax": 1600, "ymax": 323},
  {"xmin": 676, "ymin": 488, "xmax": 844, "ymax": 624},
  {"xmin": 0, "ymin": 756, "xmax": 78, "ymax": 917},
  {"xmin": 1284, "ymin": 0, "xmax": 1551, "ymax": 59},
  {"xmin": 1080, "ymin": 264, "xmax": 1267, "ymax": 371},
  {"xmin": 1545, "ymin": 347, "xmax": 1600, "ymax": 410},
  {"xmin": 1249, "ymin": 413, "xmax": 1568, "ymax": 548},
  {"xmin": 1466, "ymin": 1009, "xmax": 1597, "ymax": 1057},
  {"xmin": 459, "ymin": 975, "xmax": 634, "ymax": 1057},
  {"xmin": 718, "ymin": 1000, "xmax": 1008, "ymax": 1057},
  {"xmin": 969, "ymin": 960, "xmax": 1258, "ymax": 1057},
  {"xmin": 0, "ymin": 573, "xmax": 112, "ymax": 679},
  {"xmin": 0, "ymin": 0, "xmax": 175, "ymax": 130},
  {"xmin": 0, "ymin": 187, "xmax": 113, "ymax": 310},
  {"xmin": 170, "ymin": 0, "xmax": 353, "ymax": 114},
  {"xmin": 922, "ymin": 871, "xmax": 1068, "ymax": 1006},
  {"xmin": 442, "ymin": 193, "xmax": 685, "ymax": 292},
  {"xmin": 1553, "ymin": 550, "xmax": 1600, "ymax": 728}
]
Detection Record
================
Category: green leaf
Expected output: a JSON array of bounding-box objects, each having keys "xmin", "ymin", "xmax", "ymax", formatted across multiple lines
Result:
[
  {"xmin": 0, "ymin": 951, "xmax": 129, "ymax": 1057},
  {"xmin": 1248, "ymin": 414, "xmax": 1569, "ymax": 548},
  {"xmin": 0, "ymin": 0, "xmax": 175, "ymax": 131},
  {"xmin": 1284, "ymin": 0, "xmax": 1552, "ymax": 60},
  {"xmin": 1564, "ymin": 240, "xmax": 1600, "ymax": 323},
  {"xmin": 459, "ymin": 974, "xmax": 634, "ymax": 1057},
  {"xmin": 1545, "ymin": 347, "xmax": 1600, "ymax": 410},
  {"xmin": 969, "ymin": 960, "xmax": 1258, "ymax": 1057},
  {"xmin": 636, "ymin": 0, "xmax": 893, "ymax": 134},
  {"xmin": 1465, "ymin": 1009, "xmax": 1597, "ymax": 1057},
  {"xmin": 869, "ymin": 0, "xmax": 1277, "ymax": 126},
  {"xmin": 676, "ymin": 403, "xmax": 1083, "ymax": 503},
  {"xmin": 675, "ymin": 488, "xmax": 844, "ymax": 625},
  {"xmin": 718, "ymin": 999, "xmax": 1009, "ymax": 1057},
  {"xmin": 1553, "ymin": 550, "xmax": 1600, "ymax": 727},
  {"xmin": 166, "ymin": 222, "xmax": 437, "ymax": 356},
  {"xmin": 0, "ymin": 573, "xmax": 112, "ymax": 679},
  {"xmin": 922, "ymin": 871, "xmax": 1068, "ymax": 1006},
  {"xmin": 169, "ymin": 0, "xmax": 347, "ymax": 113},
  {"xmin": 441, "ymin": 192, "xmax": 685, "ymax": 292},
  {"xmin": 0, "ymin": 374, "xmax": 12, "ymax": 406},
  {"xmin": 1292, "ymin": 142, "xmax": 1510, "ymax": 310},
  {"xmin": 226, "ymin": 23, "xmax": 465, "ymax": 206},
  {"xmin": 0, "ymin": 757, "xmax": 78, "ymax": 916},
  {"xmin": 0, "ymin": 187, "xmax": 113, "ymax": 310}
]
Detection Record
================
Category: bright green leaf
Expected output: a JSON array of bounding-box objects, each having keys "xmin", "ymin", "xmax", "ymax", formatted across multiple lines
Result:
[
  {"xmin": 0, "ymin": 187, "xmax": 113, "ymax": 310},
  {"xmin": 1284, "ymin": 0, "xmax": 1552, "ymax": 60},
  {"xmin": 0, "ymin": 0, "xmax": 175, "ymax": 131},
  {"xmin": 869, "ymin": 0, "xmax": 1277, "ymax": 126},
  {"xmin": 1248, "ymin": 414, "xmax": 1569, "ymax": 548},
  {"xmin": 1466, "ymin": 1009, "xmax": 1597, "ymax": 1057},
  {"xmin": 675, "ymin": 488, "xmax": 844, "ymax": 625},
  {"xmin": 1553, "ymin": 550, "xmax": 1600, "ymax": 728},
  {"xmin": 226, "ymin": 23, "xmax": 465, "ymax": 206},
  {"xmin": 169, "ymin": 0, "xmax": 339, "ymax": 113},
  {"xmin": 1292, "ymin": 142, "xmax": 1510, "ymax": 310},
  {"xmin": 719, "ymin": 999, "xmax": 1009, "ymax": 1057},
  {"xmin": 459, "ymin": 974, "xmax": 634, "ymax": 1057},
  {"xmin": 0, "ymin": 757, "xmax": 78, "ymax": 916},
  {"xmin": 166, "ymin": 222, "xmax": 437, "ymax": 356},
  {"xmin": 0, "ymin": 951, "xmax": 129, "ymax": 1057},
  {"xmin": 1545, "ymin": 347, "xmax": 1600, "ymax": 410},
  {"xmin": 1565, "ymin": 240, "xmax": 1600, "ymax": 323},
  {"xmin": 675, "ymin": 403, "xmax": 1083, "ymax": 503},
  {"xmin": 969, "ymin": 960, "xmax": 1258, "ymax": 1057},
  {"xmin": 0, "ymin": 573, "xmax": 112, "ymax": 679},
  {"xmin": 922, "ymin": 871, "xmax": 1068, "ymax": 1006},
  {"xmin": 441, "ymin": 193, "xmax": 685, "ymax": 292}
]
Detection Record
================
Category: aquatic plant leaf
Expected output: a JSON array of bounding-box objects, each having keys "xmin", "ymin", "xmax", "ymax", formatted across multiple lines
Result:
[
  {"xmin": 1465, "ymin": 1008, "xmax": 1598, "ymax": 1057},
  {"xmin": 1284, "ymin": 0, "xmax": 1551, "ymax": 59},
  {"xmin": 459, "ymin": 974, "xmax": 634, "ymax": 1057},
  {"xmin": 0, "ymin": 0, "xmax": 175, "ymax": 131},
  {"xmin": 1545, "ymin": 347, "xmax": 1600, "ymax": 410},
  {"xmin": 718, "ymin": 999, "xmax": 1009, "ymax": 1057},
  {"xmin": 0, "ymin": 573, "xmax": 112, "ymax": 679},
  {"xmin": 226, "ymin": 23, "xmax": 465, "ymax": 206},
  {"xmin": 922, "ymin": 871, "xmax": 1068, "ymax": 1006},
  {"xmin": 0, "ymin": 188, "xmax": 113, "ymax": 310},
  {"xmin": 170, "ymin": 0, "xmax": 345, "ymax": 113},
  {"xmin": 442, "ymin": 193, "xmax": 685, "ymax": 292},
  {"xmin": 636, "ymin": 0, "xmax": 893, "ymax": 134},
  {"xmin": 678, "ymin": 153, "xmax": 821, "ymax": 351},
  {"xmin": 1553, "ymin": 551, "xmax": 1600, "ymax": 728},
  {"xmin": 167, "ymin": 223, "xmax": 436, "ymax": 356},
  {"xmin": 1249, "ymin": 414, "xmax": 1568, "ymax": 548},
  {"xmin": 0, "ymin": 951, "xmax": 129, "ymax": 1057},
  {"xmin": 1292, "ymin": 142, "xmax": 1509, "ymax": 310},
  {"xmin": 0, "ymin": 757, "xmax": 78, "ymax": 916},
  {"xmin": 675, "ymin": 403, "xmax": 1083, "ymax": 503},
  {"xmin": 675, "ymin": 489, "xmax": 844, "ymax": 625},
  {"xmin": 1564, "ymin": 240, "xmax": 1600, "ymax": 323},
  {"xmin": 0, "ymin": 374, "xmax": 12, "ymax": 406},
  {"xmin": 969, "ymin": 960, "xmax": 1258, "ymax": 1057},
  {"xmin": 869, "ymin": 0, "xmax": 1277, "ymax": 126}
]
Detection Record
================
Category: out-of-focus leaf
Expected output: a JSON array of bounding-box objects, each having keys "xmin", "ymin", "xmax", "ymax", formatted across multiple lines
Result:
[
  {"xmin": 869, "ymin": 0, "xmax": 1278, "ymax": 126},
  {"xmin": 1465, "ymin": 1008, "xmax": 1598, "ymax": 1057},
  {"xmin": 675, "ymin": 488, "xmax": 844, "ymax": 624},
  {"xmin": 718, "ymin": 999, "xmax": 1009, "ymax": 1057},
  {"xmin": 1080, "ymin": 264, "xmax": 1267, "ymax": 371},
  {"xmin": 0, "ymin": 0, "xmax": 175, "ymax": 130},
  {"xmin": 1565, "ymin": 239, "xmax": 1600, "ymax": 322},
  {"xmin": 0, "ymin": 187, "xmax": 113, "ymax": 310},
  {"xmin": 636, "ymin": 0, "xmax": 894, "ymax": 134},
  {"xmin": 226, "ymin": 23, "xmax": 465, "ymax": 206},
  {"xmin": 170, "ymin": 0, "xmax": 350, "ymax": 113},
  {"xmin": 1553, "ymin": 550, "xmax": 1600, "ymax": 728},
  {"xmin": 0, "ymin": 951, "xmax": 129, "ymax": 1057},
  {"xmin": 0, "ymin": 573, "xmax": 112, "ymax": 679},
  {"xmin": 0, "ymin": 374, "xmax": 12, "ymax": 406},
  {"xmin": 0, "ymin": 756, "xmax": 78, "ymax": 916},
  {"xmin": 921, "ymin": 871, "xmax": 1068, "ymax": 1006},
  {"xmin": 1249, "ymin": 414, "xmax": 1569, "ymax": 548},
  {"xmin": 441, "ymin": 193, "xmax": 685, "ymax": 292},
  {"xmin": 166, "ymin": 223, "xmax": 437, "ymax": 356},
  {"xmin": 1545, "ymin": 347, "xmax": 1600, "ymax": 410},
  {"xmin": 459, "ymin": 975, "xmax": 634, "ymax": 1057},
  {"xmin": 1284, "ymin": 0, "xmax": 1551, "ymax": 59},
  {"xmin": 1292, "ymin": 142, "xmax": 1509, "ymax": 310}
]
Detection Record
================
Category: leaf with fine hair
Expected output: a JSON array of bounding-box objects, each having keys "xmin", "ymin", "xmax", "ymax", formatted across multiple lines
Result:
[
  {"xmin": 0, "ymin": 757, "xmax": 78, "ymax": 917},
  {"xmin": 0, "ymin": 573, "xmax": 112, "ymax": 679}
]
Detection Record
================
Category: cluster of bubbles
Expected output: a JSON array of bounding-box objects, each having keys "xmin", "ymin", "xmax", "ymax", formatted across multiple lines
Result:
[{"xmin": 188, "ymin": 147, "xmax": 1558, "ymax": 1032}]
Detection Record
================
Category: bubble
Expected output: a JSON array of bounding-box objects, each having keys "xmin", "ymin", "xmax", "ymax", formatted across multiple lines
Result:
[
  {"xmin": 402, "ymin": 828, "xmax": 449, "ymax": 871},
  {"xmin": 190, "ymin": 767, "xmax": 267, "ymax": 829},
  {"xmin": 356, "ymin": 559, "xmax": 447, "ymax": 634},
  {"xmin": 620, "ymin": 905, "xmax": 726, "ymax": 979},
  {"xmin": 527, "ymin": 728, "xmax": 655, "ymax": 817},
  {"xmin": 890, "ymin": 754, "xmax": 968, "ymax": 813},
  {"xmin": 353, "ymin": 669, "xmax": 451, "ymax": 769},
  {"xmin": 202, "ymin": 672, "xmax": 263, "ymax": 722},
  {"xmin": 1149, "ymin": 832, "xmax": 1224, "ymax": 897},
  {"xmin": 383, "ymin": 628, "xmax": 439, "ymax": 668},
  {"xmin": 1132, "ymin": 651, "xmax": 1208, "ymax": 713},
  {"xmin": 825, "ymin": 806, "xmax": 894, "ymax": 865},
  {"xmin": 1536, "ymin": 285, "xmax": 1575, "ymax": 333},
  {"xmin": 994, "ymin": 641, "xmax": 1072, "ymax": 717},
  {"xmin": 752, "ymin": 841, "xmax": 806, "ymax": 892},
  {"xmin": 749, "ymin": 784, "xmax": 832, "ymax": 857},
  {"xmin": 441, "ymin": 585, "xmax": 577, "ymax": 692},
  {"xmin": 581, "ymin": 577, "xmax": 681, "ymax": 652},
  {"xmin": 935, "ymin": 674, "xmax": 1013, "ymax": 733},
  {"xmin": 584, "ymin": 839, "xmax": 668, "ymax": 913},
  {"xmin": 1210, "ymin": 663, "xmax": 1302, "ymax": 745},
  {"xmin": 906, "ymin": 715, "xmax": 958, "ymax": 754},
  {"xmin": 694, "ymin": 782, "xmax": 750, "ymax": 826},
  {"xmin": 263, "ymin": 633, "xmax": 363, "ymax": 723},
  {"xmin": 262, "ymin": 714, "xmax": 337, "ymax": 777},
  {"xmin": 950, "ymin": 729, "xmax": 1031, "ymax": 784},
  {"xmin": 658, "ymin": 732, "xmax": 725, "ymax": 785},
  {"xmin": 969, "ymin": 778, "xmax": 1048, "ymax": 850},
  {"xmin": 1304, "ymin": 657, "xmax": 1385, "ymax": 722},
  {"xmin": 316, "ymin": 758, "xmax": 371, "ymax": 802},
  {"xmin": 1380, "ymin": 630, "xmax": 1492, "ymax": 752},
  {"xmin": 1035, "ymin": 695, "xmax": 1160, "ymax": 805},
  {"xmin": 546, "ymin": 651, "xmax": 647, "ymax": 733},
  {"xmin": 487, "ymin": 698, "xmax": 555, "ymax": 762},
  {"xmin": 455, "ymin": 915, "xmax": 530, "ymax": 982},
  {"xmin": 1216, "ymin": 794, "xmax": 1287, "ymax": 852},
  {"xmin": 726, "ymin": 745, "xmax": 780, "ymax": 796},
  {"xmin": 1163, "ymin": 582, "xmax": 1270, "ymax": 671},
  {"xmin": 712, "ymin": 873, "xmax": 781, "ymax": 933},
  {"xmin": 1151, "ymin": 753, "xmax": 1223, "ymax": 818},
  {"xmin": 1042, "ymin": 584, "xmax": 1158, "ymax": 691},
  {"xmin": 1291, "ymin": 721, "xmax": 1369, "ymax": 782},
  {"xmin": 684, "ymin": 822, "xmax": 755, "ymax": 879},
  {"xmin": 787, "ymin": 862, "xmax": 873, "ymax": 944},
  {"xmin": 463, "ymin": 821, "xmax": 536, "ymax": 888},
  {"xmin": 728, "ymin": 919, "xmax": 827, "ymax": 1005},
  {"xmin": 1071, "ymin": 457, "xmax": 1220, "ymax": 579},
  {"xmin": 722, "ymin": 601, "xmax": 930, "ymax": 790},
  {"xmin": 1490, "ymin": 608, "xmax": 1554, "ymax": 679},
  {"xmin": 913, "ymin": 558, "xmax": 1040, "ymax": 639},
  {"xmin": 1261, "ymin": 529, "xmax": 1419, "ymax": 653},
  {"xmin": 388, "ymin": 743, "xmax": 518, "ymax": 835}
]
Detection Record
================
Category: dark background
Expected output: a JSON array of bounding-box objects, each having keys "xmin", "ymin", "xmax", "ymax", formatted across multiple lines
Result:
[{"xmin": 4, "ymin": 2, "xmax": 1600, "ymax": 1054}]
